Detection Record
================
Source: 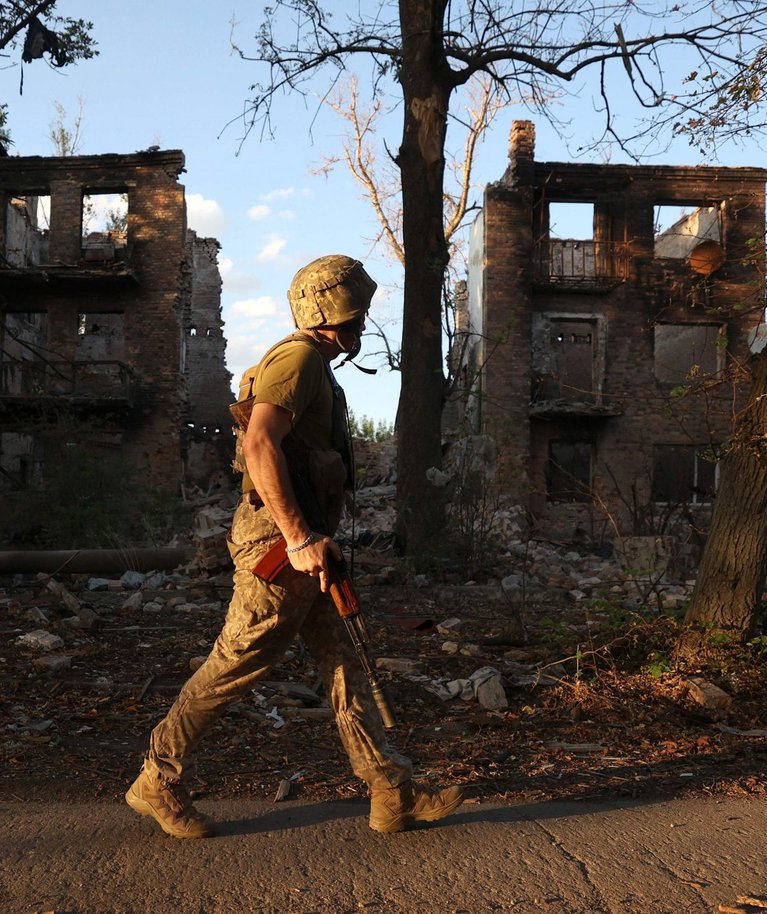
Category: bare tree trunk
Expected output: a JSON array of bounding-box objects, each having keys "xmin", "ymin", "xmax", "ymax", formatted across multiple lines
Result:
[
  {"xmin": 394, "ymin": 0, "xmax": 452, "ymax": 558},
  {"xmin": 678, "ymin": 349, "xmax": 767, "ymax": 655}
]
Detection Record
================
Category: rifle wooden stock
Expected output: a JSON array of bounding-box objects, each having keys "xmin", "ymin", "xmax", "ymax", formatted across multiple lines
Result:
[{"xmin": 251, "ymin": 540, "xmax": 396, "ymax": 729}]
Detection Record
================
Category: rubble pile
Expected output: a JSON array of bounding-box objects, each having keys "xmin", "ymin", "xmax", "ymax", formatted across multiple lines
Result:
[{"xmin": 3, "ymin": 445, "xmax": 767, "ymax": 806}]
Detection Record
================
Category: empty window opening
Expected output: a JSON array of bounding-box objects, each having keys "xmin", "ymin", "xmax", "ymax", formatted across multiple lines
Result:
[
  {"xmin": 542, "ymin": 202, "xmax": 611, "ymax": 281},
  {"xmin": 82, "ymin": 191, "xmax": 129, "ymax": 260},
  {"xmin": 652, "ymin": 444, "xmax": 717, "ymax": 504},
  {"xmin": 189, "ymin": 327, "xmax": 197, "ymax": 336},
  {"xmin": 547, "ymin": 440, "xmax": 593, "ymax": 503},
  {"xmin": 548, "ymin": 202, "xmax": 594, "ymax": 240},
  {"xmin": 654, "ymin": 323, "xmax": 723, "ymax": 384},
  {"xmin": 654, "ymin": 204, "xmax": 721, "ymax": 259},
  {"xmin": 5, "ymin": 194, "xmax": 50, "ymax": 266}
]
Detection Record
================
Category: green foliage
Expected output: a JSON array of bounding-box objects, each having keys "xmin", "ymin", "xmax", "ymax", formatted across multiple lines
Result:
[
  {"xmin": 646, "ymin": 650, "xmax": 673, "ymax": 678},
  {"xmin": 0, "ymin": 4, "xmax": 97, "ymax": 142},
  {"xmin": 707, "ymin": 629, "xmax": 734, "ymax": 647},
  {"xmin": 347, "ymin": 409, "xmax": 394, "ymax": 442},
  {"xmin": 747, "ymin": 635, "xmax": 767, "ymax": 655},
  {"xmin": 668, "ymin": 385, "xmax": 692, "ymax": 399},
  {"xmin": 0, "ymin": 3, "xmax": 97, "ymax": 61},
  {"xmin": 538, "ymin": 616, "xmax": 572, "ymax": 648},
  {"xmin": 0, "ymin": 103, "xmax": 9, "ymax": 148}
]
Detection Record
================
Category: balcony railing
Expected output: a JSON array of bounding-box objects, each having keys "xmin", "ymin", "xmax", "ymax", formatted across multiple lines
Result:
[
  {"xmin": 534, "ymin": 239, "xmax": 629, "ymax": 287},
  {"xmin": 0, "ymin": 359, "xmax": 133, "ymax": 404}
]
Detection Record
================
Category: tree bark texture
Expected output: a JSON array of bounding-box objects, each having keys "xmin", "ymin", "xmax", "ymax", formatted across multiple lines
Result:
[
  {"xmin": 394, "ymin": 0, "xmax": 453, "ymax": 557},
  {"xmin": 680, "ymin": 349, "xmax": 767, "ymax": 648}
]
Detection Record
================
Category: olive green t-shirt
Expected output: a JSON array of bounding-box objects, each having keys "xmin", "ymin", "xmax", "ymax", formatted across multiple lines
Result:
[
  {"xmin": 237, "ymin": 333, "xmax": 336, "ymax": 493},
  {"xmin": 255, "ymin": 335, "xmax": 334, "ymax": 452}
]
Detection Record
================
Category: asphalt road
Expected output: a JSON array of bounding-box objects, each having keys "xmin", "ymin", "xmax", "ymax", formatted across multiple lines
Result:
[{"xmin": 2, "ymin": 794, "xmax": 765, "ymax": 914}]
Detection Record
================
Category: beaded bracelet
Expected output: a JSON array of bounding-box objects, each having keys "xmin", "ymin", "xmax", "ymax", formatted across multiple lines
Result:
[{"xmin": 286, "ymin": 532, "xmax": 317, "ymax": 554}]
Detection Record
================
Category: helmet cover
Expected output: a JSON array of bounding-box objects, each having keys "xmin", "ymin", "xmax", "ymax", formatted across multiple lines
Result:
[{"xmin": 287, "ymin": 254, "xmax": 377, "ymax": 329}]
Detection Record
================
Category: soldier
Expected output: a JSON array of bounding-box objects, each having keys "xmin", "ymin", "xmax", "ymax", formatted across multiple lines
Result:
[{"xmin": 125, "ymin": 254, "xmax": 463, "ymax": 838}]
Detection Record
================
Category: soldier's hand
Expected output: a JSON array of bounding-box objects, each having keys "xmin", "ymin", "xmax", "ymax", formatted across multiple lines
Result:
[{"xmin": 289, "ymin": 534, "xmax": 341, "ymax": 592}]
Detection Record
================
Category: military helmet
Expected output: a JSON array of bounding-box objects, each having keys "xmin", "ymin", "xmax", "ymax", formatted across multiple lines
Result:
[{"xmin": 287, "ymin": 254, "xmax": 377, "ymax": 330}]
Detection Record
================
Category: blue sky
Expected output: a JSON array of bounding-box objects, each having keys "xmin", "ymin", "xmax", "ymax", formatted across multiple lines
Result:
[{"xmin": 3, "ymin": 1, "xmax": 764, "ymax": 424}]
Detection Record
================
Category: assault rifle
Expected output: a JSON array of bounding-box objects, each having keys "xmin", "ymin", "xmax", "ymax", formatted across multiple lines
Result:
[{"xmin": 252, "ymin": 539, "xmax": 396, "ymax": 729}]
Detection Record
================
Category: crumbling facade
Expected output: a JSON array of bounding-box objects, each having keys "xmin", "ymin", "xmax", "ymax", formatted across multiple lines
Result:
[
  {"xmin": 462, "ymin": 121, "xmax": 767, "ymax": 546},
  {"xmin": 0, "ymin": 150, "xmax": 232, "ymax": 540}
]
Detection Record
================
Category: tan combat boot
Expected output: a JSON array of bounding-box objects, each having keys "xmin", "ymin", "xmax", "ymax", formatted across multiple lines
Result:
[
  {"xmin": 125, "ymin": 767, "xmax": 216, "ymax": 839},
  {"xmin": 369, "ymin": 780, "xmax": 464, "ymax": 833}
]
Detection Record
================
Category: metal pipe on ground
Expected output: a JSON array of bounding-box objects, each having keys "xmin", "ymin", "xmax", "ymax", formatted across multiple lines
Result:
[{"xmin": 0, "ymin": 547, "xmax": 194, "ymax": 575}]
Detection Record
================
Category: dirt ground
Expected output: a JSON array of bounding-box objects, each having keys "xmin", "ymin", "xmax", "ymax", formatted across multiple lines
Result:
[{"xmin": 2, "ymin": 560, "xmax": 767, "ymax": 809}]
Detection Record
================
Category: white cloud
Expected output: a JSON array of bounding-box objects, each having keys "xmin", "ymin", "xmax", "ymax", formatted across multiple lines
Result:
[
  {"xmin": 218, "ymin": 257, "xmax": 234, "ymax": 274},
  {"xmin": 256, "ymin": 236, "xmax": 288, "ymax": 263},
  {"xmin": 231, "ymin": 296, "xmax": 278, "ymax": 318},
  {"xmin": 186, "ymin": 193, "xmax": 228, "ymax": 237},
  {"xmin": 247, "ymin": 204, "xmax": 271, "ymax": 221},
  {"xmin": 264, "ymin": 187, "xmax": 295, "ymax": 202}
]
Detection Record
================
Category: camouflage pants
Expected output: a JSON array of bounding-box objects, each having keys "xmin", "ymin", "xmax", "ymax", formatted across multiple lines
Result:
[{"xmin": 145, "ymin": 498, "xmax": 412, "ymax": 790}]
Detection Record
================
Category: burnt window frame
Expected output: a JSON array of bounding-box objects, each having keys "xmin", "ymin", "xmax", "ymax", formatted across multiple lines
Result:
[
  {"xmin": 653, "ymin": 201, "xmax": 724, "ymax": 261},
  {"xmin": 546, "ymin": 439, "xmax": 595, "ymax": 503},
  {"xmin": 653, "ymin": 322, "xmax": 726, "ymax": 385},
  {"xmin": 651, "ymin": 444, "xmax": 718, "ymax": 505}
]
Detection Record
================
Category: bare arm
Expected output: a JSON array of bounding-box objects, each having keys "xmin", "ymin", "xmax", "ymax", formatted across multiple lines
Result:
[{"xmin": 242, "ymin": 401, "xmax": 340, "ymax": 590}]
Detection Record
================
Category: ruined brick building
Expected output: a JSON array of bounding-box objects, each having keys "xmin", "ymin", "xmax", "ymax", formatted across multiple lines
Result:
[
  {"xmin": 460, "ymin": 121, "xmax": 767, "ymax": 544},
  {"xmin": 0, "ymin": 150, "xmax": 232, "ymax": 543}
]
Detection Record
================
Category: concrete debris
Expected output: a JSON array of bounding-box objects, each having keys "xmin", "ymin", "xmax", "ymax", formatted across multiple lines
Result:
[
  {"xmin": 86, "ymin": 578, "xmax": 112, "ymax": 591},
  {"xmin": 441, "ymin": 641, "xmax": 460, "ymax": 654},
  {"xmin": 445, "ymin": 679, "xmax": 475, "ymax": 701},
  {"xmin": 469, "ymin": 666, "xmax": 509, "ymax": 710},
  {"xmin": 459, "ymin": 643, "xmax": 483, "ymax": 657},
  {"xmin": 61, "ymin": 606, "xmax": 100, "ymax": 629},
  {"xmin": 41, "ymin": 577, "xmax": 80, "ymax": 614},
  {"xmin": 33, "ymin": 654, "xmax": 72, "ymax": 672},
  {"xmin": 436, "ymin": 617, "xmax": 463, "ymax": 636},
  {"xmin": 196, "ymin": 505, "xmax": 232, "ymax": 532},
  {"xmin": 501, "ymin": 574, "xmax": 523, "ymax": 595},
  {"xmin": 616, "ymin": 535, "xmax": 676, "ymax": 576},
  {"xmin": 15, "ymin": 630, "xmax": 64, "ymax": 652},
  {"xmin": 375, "ymin": 657, "xmax": 424, "ymax": 676},
  {"xmin": 193, "ymin": 525, "xmax": 230, "ymax": 573},
  {"xmin": 25, "ymin": 607, "xmax": 50, "ymax": 625},
  {"xmin": 122, "ymin": 591, "xmax": 144, "ymax": 611},
  {"xmin": 121, "ymin": 570, "xmax": 146, "ymax": 590},
  {"xmin": 142, "ymin": 572, "xmax": 169, "ymax": 590},
  {"xmin": 685, "ymin": 677, "xmax": 733, "ymax": 712},
  {"xmin": 142, "ymin": 601, "xmax": 164, "ymax": 613},
  {"xmin": 274, "ymin": 778, "xmax": 291, "ymax": 802}
]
